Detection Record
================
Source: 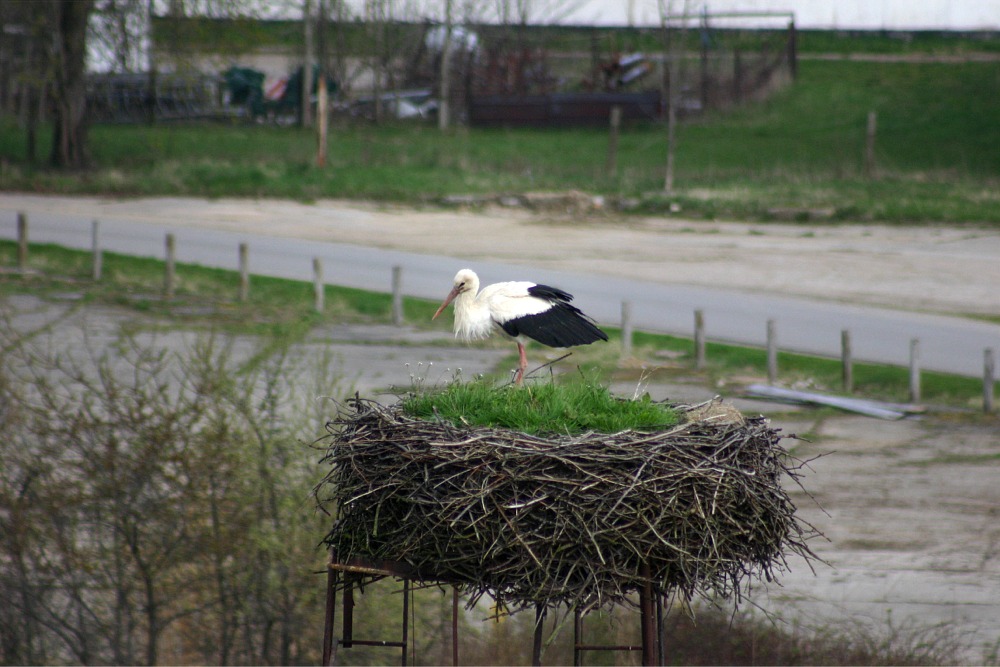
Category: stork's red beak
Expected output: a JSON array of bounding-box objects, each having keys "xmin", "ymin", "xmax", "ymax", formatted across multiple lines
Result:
[{"xmin": 432, "ymin": 286, "xmax": 460, "ymax": 320}]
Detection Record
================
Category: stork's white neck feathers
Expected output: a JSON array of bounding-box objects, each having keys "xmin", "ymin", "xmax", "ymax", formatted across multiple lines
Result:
[{"xmin": 450, "ymin": 270, "xmax": 495, "ymax": 341}]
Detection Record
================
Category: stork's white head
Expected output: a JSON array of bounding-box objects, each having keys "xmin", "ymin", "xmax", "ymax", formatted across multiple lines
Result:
[
  {"xmin": 433, "ymin": 268, "xmax": 480, "ymax": 320},
  {"xmin": 451, "ymin": 268, "xmax": 479, "ymax": 294}
]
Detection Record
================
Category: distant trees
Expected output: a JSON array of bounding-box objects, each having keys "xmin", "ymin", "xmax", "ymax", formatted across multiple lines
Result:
[
  {"xmin": 0, "ymin": 0, "xmax": 97, "ymax": 168},
  {"xmin": 0, "ymin": 0, "xmax": 272, "ymax": 168}
]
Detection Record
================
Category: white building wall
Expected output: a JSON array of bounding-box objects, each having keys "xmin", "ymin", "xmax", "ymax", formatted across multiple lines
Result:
[{"xmin": 557, "ymin": 0, "xmax": 1000, "ymax": 30}]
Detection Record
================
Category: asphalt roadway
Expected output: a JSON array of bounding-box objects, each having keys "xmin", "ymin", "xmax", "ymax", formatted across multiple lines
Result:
[{"xmin": 3, "ymin": 195, "xmax": 999, "ymax": 379}]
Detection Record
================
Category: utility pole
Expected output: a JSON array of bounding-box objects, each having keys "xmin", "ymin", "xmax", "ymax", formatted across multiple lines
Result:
[
  {"xmin": 316, "ymin": 0, "xmax": 329, "ymax": 166},
  {"xmin": 438, "ymin": 0, "xmax": 454, "ymax": 130},
  {"xmin": 302, "ymin": 0, "xmax": 314, "ymax": 128},
  {"xmin": 659, "ymin": 0, "xmax": 680, "ymax": 194}
]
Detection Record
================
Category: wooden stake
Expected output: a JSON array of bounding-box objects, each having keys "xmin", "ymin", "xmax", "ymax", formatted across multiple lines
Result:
[
  {"xmin": 841, "ymin": 329, "xmax": 853, "ymax": 392},
  {"xmin": 238, "ymin": 242, "xmax": 249, "ymax": 302},
  {"xmin": 91, "ymin": 220, "xmax": 102, "ymax": 281},
  {"xmin": 621, "ymin": 300, "xmax": 633, "ymax": 357},
  {"xmin": 164, "ymin": 233, "xmax": 176, "ymax": 299},
  {"xmin": 313, "ymin": 258, "xmax": 324, "ymax": 313},
  {"xmin": 909, "ymin": 338, "xmax": 921, "ymax": 403},
  {"xmin": 694, "ymin": 309, "xmax": 706, "ymax": 370},
  {"xmin": 16, "ymin": 211, "xmax": 27, "ymax": 273},
  {"xmin": 392, "ymin": 265, "xmax": 404, "ymax": 326},
  {"xmin": 766, "ymin": 319, "xmax": 778, "ymax": 385},
  {"xmin": 865, "ymin": 110, "xmax": 877, "ymax": 179},
  {"xmin": 606, "ymin": 105, "xmax": 622, "ymax": 176},
  {"xmin": 985, "ymin": 348, "xmax": 995, "ymax": 414}
]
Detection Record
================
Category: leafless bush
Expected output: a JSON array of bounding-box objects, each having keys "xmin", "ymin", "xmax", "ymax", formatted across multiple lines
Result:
[{"xmin": 0, "ymin": 307, "xmax": 344, "ymax": 665}]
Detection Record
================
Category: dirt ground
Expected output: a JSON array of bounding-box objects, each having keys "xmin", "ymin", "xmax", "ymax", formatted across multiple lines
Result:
[{"xmin": 4, "ymin": 195, "xmax": 1000, "ymax": 660}]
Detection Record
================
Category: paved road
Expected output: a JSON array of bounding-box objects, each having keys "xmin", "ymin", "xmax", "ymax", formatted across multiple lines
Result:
[{"xmin": 4, "ymin": 203, "xmax": 999, "ymax": 379}]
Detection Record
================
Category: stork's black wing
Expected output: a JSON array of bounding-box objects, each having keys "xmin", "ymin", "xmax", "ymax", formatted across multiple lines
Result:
[{"xmin": 499, "ymin": 284, "xmax": 609, "ymax": 348}]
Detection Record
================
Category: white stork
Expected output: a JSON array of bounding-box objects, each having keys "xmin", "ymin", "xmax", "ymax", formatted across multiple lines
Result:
[{"xmin": 432, "ymin": 268, "xmax": 608, "ymax": 385}]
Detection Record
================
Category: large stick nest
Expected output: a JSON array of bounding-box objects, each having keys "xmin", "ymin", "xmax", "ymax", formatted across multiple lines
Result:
[{"xmin": 315, "ymin": 396, "xmax": 817, "ymax": 613}]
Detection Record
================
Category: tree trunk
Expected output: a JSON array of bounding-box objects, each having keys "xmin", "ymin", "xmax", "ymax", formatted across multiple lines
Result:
[{"xmin": 50, "ymin": 0, "xmax": 94, "ymax": 169}]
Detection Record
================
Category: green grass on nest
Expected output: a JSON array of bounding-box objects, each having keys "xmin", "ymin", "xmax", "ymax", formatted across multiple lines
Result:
[{"xmin": 401, "ymin": 378, "xmax": 680, "ymax": 435}]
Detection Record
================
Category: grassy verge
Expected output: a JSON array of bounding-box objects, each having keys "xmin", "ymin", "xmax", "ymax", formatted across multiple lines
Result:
[
  {"xmin": 2, "ymin": 57, "xmax": 999, "ymax": 223},
  {"xmin": 3, "ymin": 240, "xmax": 995, "ymax": 414},
  {"xmin": 601, "ymin": 329, "xmax": 997, "ymax": 411},
  {"xmin": 0, "ymin": 240, "xmax": 430, "ymax": 339}
]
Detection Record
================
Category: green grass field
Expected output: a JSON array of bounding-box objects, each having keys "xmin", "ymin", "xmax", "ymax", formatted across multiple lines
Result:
[{"xmin": 2, "ymin": 52, "xmax": 999, "ymax": 223}]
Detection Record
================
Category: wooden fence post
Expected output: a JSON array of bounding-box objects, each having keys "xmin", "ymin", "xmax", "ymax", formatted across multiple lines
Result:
[
  {"xmin": 164, "ymin": 233, "xmax": 176, "ymax": 299},
  {"xmin": 766, "ymin": 319, "xmax": 778, "ymax": 384},
  {"xmin": 841, "ymin": 329, "xmax": 853, "ymax": 392},
  {"xmin": 238, "ymin": 242, "xmax": 249, "ymax": 302},
  {"xmin": 391, "ymin": 265, "xmax": 403, "ymax": 326},
  {"xmin": 694, "ymin": 309, "xmax": 706, "ymax": 370},
  {"xmin": 17, "ymin": 211, "xmax": 27, "ymax": 273},
  {"xmin": 313, "ymin": 258, "xmax": 324, "ymax": 313},
  {"xmin": 865, "ymin": 110, "xmax": 877, "ymax": 179},
  {"xmin": 606, "ymin": 105, "xmax": 622, "ymax": 176},
  {"xmin": 787, "ymin": 19, "xmax": 798, "ymax": 79},
  {"xmin": 621, "ymin": 300, "xmax": 633, "ymax": 357},
  {"xmin": 909, "ymin": 338, "xmax": 921, "ymax": 403},
  {"xmin": 317, "ymin": 75, "xmax": 329, "ymax": 168},
  {"xmin": 733, "ymin": 49, "xmax": 743, "ymax": 103},
  {"xmin": 985, "ymin": 348, "xmax": 995, "ymax": 414},
  {"xmin": 91, "ymin": 220, "xmax": 102, "ymax": 281}
]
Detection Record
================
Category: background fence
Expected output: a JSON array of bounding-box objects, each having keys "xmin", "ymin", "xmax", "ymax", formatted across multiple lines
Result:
[{"xmin": 7, "ymin": 212, "xmax": 996, "ymax": 415}]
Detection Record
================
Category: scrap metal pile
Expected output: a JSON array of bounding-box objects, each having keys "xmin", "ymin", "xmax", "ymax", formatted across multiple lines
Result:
[{"xmin": 315, "ymin": 396, "xmax": 817, "ymax": 613}]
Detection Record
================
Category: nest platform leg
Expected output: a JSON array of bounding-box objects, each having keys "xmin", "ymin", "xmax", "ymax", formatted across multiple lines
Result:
[
  {"xmin": 342, "ymin": 578, "xmax": 354, "ymax": 649},
  {"xmin": 532, "ymin": 604, "xmax": 545, "ymax": 666},
  {"xmin": 323, "ymin": 551, "xmax": 337, "ymax": 666},
  {"xmin": 322, "ymin": 573, "xmax": 336, "ymax": 665},
  {"xmin": 573, "ymin": 608, "xmax": 582, "ymax": 667},
  {"xmin": 401, "ymin": 578, "xmax": 409, "ymax": 666},
  {"xmin": 656, "ymin": 592, "xmax": 665, "ymax": 666},
  {"xmin": 452, "ymin": 587, "xmax": 459, "ymax": 666},
  {"xmin": 640, "ymin": 563, "xmax": 656, "ymax": 666}
]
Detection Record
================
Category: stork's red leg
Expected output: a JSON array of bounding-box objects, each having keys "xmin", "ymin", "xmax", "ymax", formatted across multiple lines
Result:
[{"xmin": 515, "ymin": 342, "xmax": 528, "ymax": 386}]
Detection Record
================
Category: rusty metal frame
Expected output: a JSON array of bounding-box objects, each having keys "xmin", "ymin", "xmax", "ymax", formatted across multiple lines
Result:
[
  {"xmin": 572, "ymin": 565, "xmax": 664, "ymax": 667},
  {"xmin": 324, "ymin": 550, "xmax": 664, "ymax": 666},
  {"xmin": 322, "ymin": 549, "xmax": 460, "ymax": 667}
]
